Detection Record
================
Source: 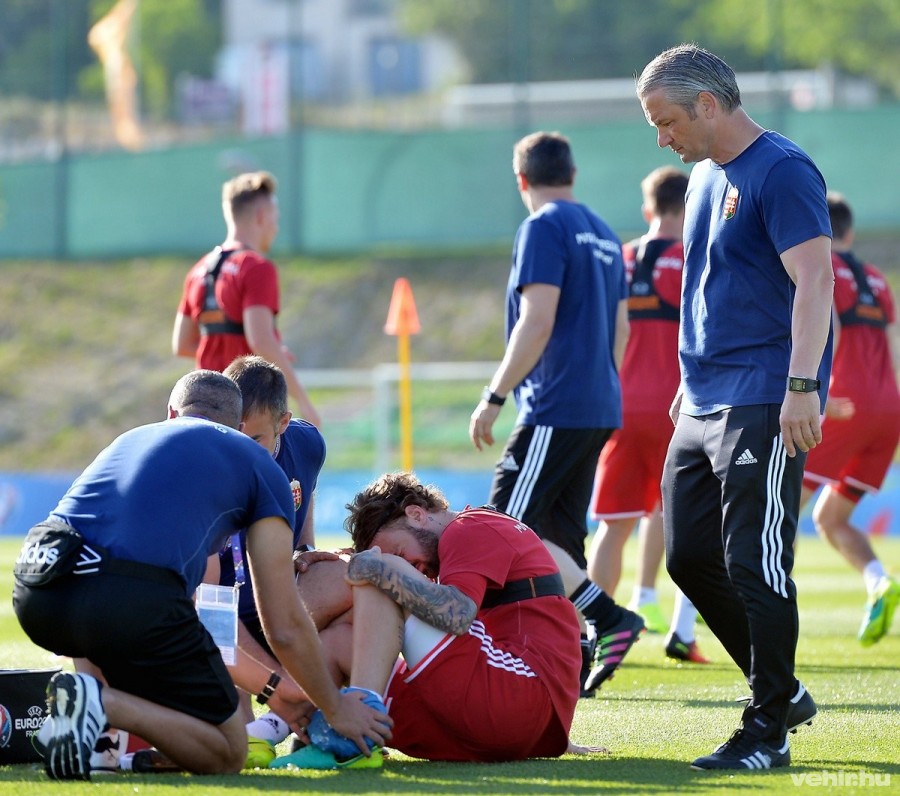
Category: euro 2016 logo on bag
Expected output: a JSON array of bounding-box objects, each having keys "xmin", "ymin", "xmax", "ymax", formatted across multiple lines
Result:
[
  {"xmin": 0, "ymin": 705, "xmax": 12, "ymax": 748},
  {"xmin": 17, "ymin": 705, "xmax": 45, "ymax": 736}
]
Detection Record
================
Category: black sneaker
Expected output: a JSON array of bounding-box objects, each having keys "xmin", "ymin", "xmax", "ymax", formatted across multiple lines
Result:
[
  {"xmin": 735, "ymin": 681, "xmax": 817, "ymax": 733},
  {"xmin": 579, "ymin": 634, "xmax": 597, "ymax": 698},
  {"xmin": 44, "ymin": 672, "xmax": 107, "ymax": 781},
  {"xmin": 786, "ymin": 683, "xmax": 817, "ymax": 732},
  {"xmin": 691, "ymin": 728, "xmax": 790, "ymax": 770},
  {"xmin": 582, "ymin": 609, "xmax": 645, "ymax": 693},
  {"xmin": 90, "ymin": 731, "xmax": 124, "ymax": 774},
  {"xmin": 290, "ymin": 734, "xmax": 307, "ymax": 753},
  {"xmin": 665, "ymin": 631, "xmax": 711, "ymax": 664},
  {"xmin": 130, "ymin": 749, "xmax": 184, "ymax": 773}
]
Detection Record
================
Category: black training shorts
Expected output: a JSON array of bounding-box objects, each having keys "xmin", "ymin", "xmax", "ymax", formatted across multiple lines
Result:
[
  {"xmin": 489, "ymin": 425, "xmax": 613, "ymax": 568},
  {"xmin": 13, "ymin": 570, "xmax": 239, "ymax": 725}
]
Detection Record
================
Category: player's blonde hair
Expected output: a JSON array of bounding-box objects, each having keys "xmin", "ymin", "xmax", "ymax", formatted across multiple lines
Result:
[{"xmin": 222, "ymin": 171, "xmax": 277, "ymax": 220}]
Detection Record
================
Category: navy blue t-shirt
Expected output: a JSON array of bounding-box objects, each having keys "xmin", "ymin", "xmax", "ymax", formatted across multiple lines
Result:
[
  {"xmin": 219, "ymin": 418, "xmax": 326, "ymax": 620},
  {"xmin": 507, "ymin": 200, "xmax": 627, "ymax": 428},
  {"xmin": 275, "ymin": 418, "xmax": 325, "ymax": 537},
  {"xmin": 680, "ymin": 131, "xmax": 832, "ymax": 414},
  {"xmin": 51, "ymin": 416, "xmax": 295, "ymax": 595}
]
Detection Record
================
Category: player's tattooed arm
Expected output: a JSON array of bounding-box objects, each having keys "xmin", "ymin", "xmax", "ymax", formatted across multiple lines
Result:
[{"xmin": 347, "ymin": 551, "xmax": 477, "ymax": 635}]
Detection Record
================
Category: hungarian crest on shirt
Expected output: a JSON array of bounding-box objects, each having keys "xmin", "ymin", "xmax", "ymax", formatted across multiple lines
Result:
[
  {"xmin": 723, "ymin": 186, "xmax": 739, "ymax": 220},
  {"xmin": 290, "ymin": 479, "xmax": 303, "ymax": 509}
]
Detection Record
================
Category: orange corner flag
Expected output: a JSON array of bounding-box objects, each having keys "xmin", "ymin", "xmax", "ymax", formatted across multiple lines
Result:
[{"xmin": 384, "ymin": 277, "xmax": 421, "ymax": 336}]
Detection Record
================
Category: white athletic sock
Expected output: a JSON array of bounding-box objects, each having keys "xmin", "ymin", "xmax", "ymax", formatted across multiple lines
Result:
[
  {"xmin": 246, "ymin": 712, "xmax": 290, "ymax": 744},
  {"xmin": 863, "ymin": 560, "xmax": 887, "ymax": 595},
  {"xmin": 630, "ymin": 586, "xmax": 657, "ymax": 608},
  {"xmin": 669, "ymin": 589, "xmax": 697, "ymax": 642}
]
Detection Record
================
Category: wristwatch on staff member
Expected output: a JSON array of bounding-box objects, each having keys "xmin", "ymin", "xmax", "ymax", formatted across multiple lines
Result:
[
  {"xmin": 256, "ymin": 671, "xmax": 282, "ymax": 705},
  {"xmin": 480, "ymin": 386, "xmax": 506, "ymax": 406},
  {"xmin": 786, "ymin": 376, "xmax": 821, "ymax": 393}
]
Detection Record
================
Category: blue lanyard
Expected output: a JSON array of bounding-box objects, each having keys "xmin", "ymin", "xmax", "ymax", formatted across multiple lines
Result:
[{"xmin": 229, "ymin": 533, "xmax": 246, "ymax": 587}]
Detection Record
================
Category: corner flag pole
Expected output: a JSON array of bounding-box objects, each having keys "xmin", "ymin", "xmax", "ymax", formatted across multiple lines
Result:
[{"xmin": 384, "ymin": 278, "xmax": 421, "ymax": 471}]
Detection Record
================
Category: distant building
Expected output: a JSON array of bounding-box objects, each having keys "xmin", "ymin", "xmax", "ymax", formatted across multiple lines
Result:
[
  {"xmin": 217, "ymin": 1, "xmax": 879, "ymax": 134},
  {"xmin": 219, "ymin": 0, "xmax": 463, "ymax": 133}
]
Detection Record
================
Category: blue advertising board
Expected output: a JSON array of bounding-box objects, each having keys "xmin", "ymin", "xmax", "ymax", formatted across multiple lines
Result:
[{"xmin": 3, "ymin": 467, "xmax": 900, "ymax": 539}]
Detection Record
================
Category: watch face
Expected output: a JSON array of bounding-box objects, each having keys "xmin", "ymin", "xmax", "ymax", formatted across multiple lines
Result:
[{"xmin": 789, "ymin": 377, "xmax": 818, "ymax": 392}]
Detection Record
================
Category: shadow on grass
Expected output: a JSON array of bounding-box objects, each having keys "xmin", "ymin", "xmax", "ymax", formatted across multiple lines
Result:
[
  {"xmin": 674, "ymin": 697, "xmax": 900, "ymax": 714},
  {"xmin": 796, "ymin": 662, "xmax": 900, "ymax": 674},
  {"xmin": 614, "ymin": 659, "xmax": 900, "ymax": 676},
  {"xmin": 377, "ymin": 757, "xmax": 796, "ymax": 794},
  {"xmin": 602, "ymin": 689, "xmax": 900, "ymax": 715},
  {"xmin": 0, "ymin": 757, "xmax": 851, "ymax": 794}
]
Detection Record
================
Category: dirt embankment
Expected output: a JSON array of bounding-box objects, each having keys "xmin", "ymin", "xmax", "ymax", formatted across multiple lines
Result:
[{"xmin": 3, "ymin": 232, "xmax": 898, "ymax": 471}]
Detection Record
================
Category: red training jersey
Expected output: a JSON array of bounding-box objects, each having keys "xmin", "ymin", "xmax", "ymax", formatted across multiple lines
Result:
[
  {"xmin": 619, "ymin": 237, "xmax": 683, "ymax": 413},
  {"xmin": 437, "ymin": 507, "xmax": 581, "ymax": 736},
  {"xmin": 830, "ymin": 252, "xmax": 900, "ymax": 412},
  {"xmin": 177, "ymin": 249, "xmax": 281, "ymax": 372}
]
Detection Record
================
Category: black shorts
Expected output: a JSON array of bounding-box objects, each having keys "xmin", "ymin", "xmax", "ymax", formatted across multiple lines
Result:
[
  {"xmin": 488, "ymin": 425, "xmax": 613, "ymax": 568},
  {"xmin": 13, "ymin": 571, "xmax": 239, "ymax": 725}
]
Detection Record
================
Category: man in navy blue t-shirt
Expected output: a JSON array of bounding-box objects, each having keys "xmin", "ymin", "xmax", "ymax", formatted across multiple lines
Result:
[
  {"xmin": 469, "ymin": 131, "xmax": 644, "ymax": 696},
  {"xmin": 217, "ymin": 355, "xmax": 336, "ymax": 767},
  {"xmin": 638, "ymin": 45, "xmax": 833, "ymax": 770},
  {"xmin": 13, "ymin": 370, "xmax": 389, "ymax": 781},
  {"xmin": 221, "ymin": 356, "xmax": 327, "ymax": 642}
]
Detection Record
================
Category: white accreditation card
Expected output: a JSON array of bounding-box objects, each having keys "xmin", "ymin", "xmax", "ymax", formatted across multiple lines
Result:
[{"xmin": 195, "ymin": 583, "xmax": 239, "ymax": 665}]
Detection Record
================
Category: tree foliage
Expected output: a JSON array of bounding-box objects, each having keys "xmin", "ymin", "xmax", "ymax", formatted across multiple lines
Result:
[
  {"xmin": 0, "ymin": 0, "xmax": 95, "ymax": 100},
  {"xmin": 398, "ymin": 0, "xmax": 900, "ymax": 96},
  {"xmin": 0, "ymin": 0, "xmax": 220, "ymax": 116},
  {"xmin": 0, "ymin": 0, "xmax": 897, "ymax": 112},
  {"xmin": 684, "ymin": 0, "xmax": 900, "ymax": 96},
  {"xmin": 397, "ymin": 0, "xmax": 762, "ymax": 84}
]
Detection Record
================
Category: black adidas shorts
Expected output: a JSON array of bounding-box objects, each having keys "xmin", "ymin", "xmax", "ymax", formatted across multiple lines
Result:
[
  {"xmin": 13, "ymin": 571, "xmax": 239, "ymax": 725},
  {"xmin": 488, "ymin": 425, "xmax": 613, "ymax": 568}
]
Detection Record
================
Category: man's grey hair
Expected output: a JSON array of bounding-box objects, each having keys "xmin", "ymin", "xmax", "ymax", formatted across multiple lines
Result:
[
  {"xmin": 169, "ymin": 370, "xmax": 243, "ymax": 429},
  {"xmin": 637, "ymin": 44, "xmax": 741, "ymax": 116}
]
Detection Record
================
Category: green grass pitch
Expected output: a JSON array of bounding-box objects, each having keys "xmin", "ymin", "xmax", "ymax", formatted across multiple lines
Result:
[{"xmin": 0, "ymin": 535, "xmax": 898, "ymax": 795}]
